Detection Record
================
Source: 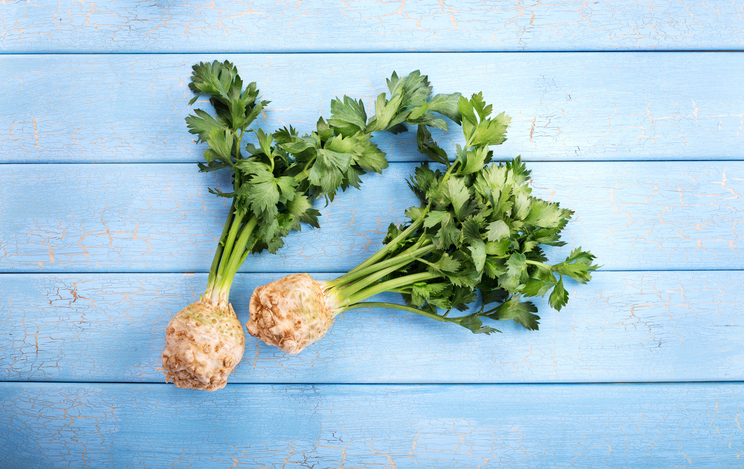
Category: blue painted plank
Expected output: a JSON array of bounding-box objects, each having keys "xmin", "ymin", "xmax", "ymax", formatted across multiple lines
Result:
[
  {"xmin": 1, "ymin": 162, "xmax": 742, "ymax": 272},
  {"xmin": 2, "ymin": 271, "xmax": 742, "ymax": 383},
  {"xmin": 2, "ymin": 382, "xmax": 742, "ymax": 468},
  {"xmin": 2, "ymin": 53, "xmax": 743, "ymax": 163},
  {"xmin": 2, "ymin": 1, "xmax": 744, "ymax": 53}
]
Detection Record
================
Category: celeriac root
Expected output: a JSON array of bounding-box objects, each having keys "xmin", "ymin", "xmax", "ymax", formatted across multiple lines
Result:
[
  {"xmin": 162, "ymin": 301, "xmax": 245, "ymax": 391},
  {"xmin": 246, "ymin": 274, "xmax": 337, "ymax": 354}
]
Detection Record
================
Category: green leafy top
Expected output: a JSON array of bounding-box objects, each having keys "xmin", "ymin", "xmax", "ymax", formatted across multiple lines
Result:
[
  {"xmin": 187, "ymin": 61, "xmax": 269, "ymax": 139},
  {"xmin": 327, "ymin": 93, "xmax": 598, "ymax": 334},
  {"xmin": 187, "ymin": 64, "xmax": 460, "ymax": 255},
  {"xmin": 185, "ymin": 62, "xmax": 462, "ymax": 303}
]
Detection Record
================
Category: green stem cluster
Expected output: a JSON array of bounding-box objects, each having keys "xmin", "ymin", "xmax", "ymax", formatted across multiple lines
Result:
[
  {"xmin": 324, "ymin": 149, "xmax": 471, "ymax": 318},
  {"xmin": 203, "ymin": 157, "xmax": 259, "ymax": 307},
  {"xmin": 324, "ymin": 212, "xmax": 434, "ymax": 314}
]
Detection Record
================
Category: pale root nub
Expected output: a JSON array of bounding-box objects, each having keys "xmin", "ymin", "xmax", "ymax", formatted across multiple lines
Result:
[
  {"xmin": 246, "ymin": 273, "xmax": 336, "ymax": 354},
  {"xmin": 162, "ymin": 301, "xmax": 245, "ymax": 391}
]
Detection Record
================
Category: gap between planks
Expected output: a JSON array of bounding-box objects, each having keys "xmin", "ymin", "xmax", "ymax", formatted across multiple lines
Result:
[
  {"xmin": 2, "ymin": 50, "xmax": 744, "ymax": 57},
  {"xmin": 2, "ymin": 380, "xmax": 743, "ymax": 386}
]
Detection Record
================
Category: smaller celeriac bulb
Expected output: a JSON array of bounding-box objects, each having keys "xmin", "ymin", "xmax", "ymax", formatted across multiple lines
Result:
[{"xmin": 246, "ymin": 274, "xmax": 339, "ymax": 354}]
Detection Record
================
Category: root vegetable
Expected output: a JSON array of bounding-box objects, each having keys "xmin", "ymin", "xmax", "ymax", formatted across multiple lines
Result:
[
  {"xmin": 162, "ymin": 61, "xmax": 462, "ymax": 389},
  {"xmin": 246, "ymin": 274, "xmax": 336, "ymax": 354},
  {"xmin": 162, "ymin": 302, "xmax": 243, "ymax": 390},
  {"xmin": 248, "ymin": 93, "xmax": 599, "ymax": 354}
]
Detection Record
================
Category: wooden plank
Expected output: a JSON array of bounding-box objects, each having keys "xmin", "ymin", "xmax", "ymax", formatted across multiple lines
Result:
[
  {"xmin": 2, "ymin": 53, "xmax": 743, "ymax": 163},
  {"xmin": 1, "ymin": 162, "xmax": 742, "ymax": 272},
  {"xmin": 2, "ymin": 382, "xmax": 742, "ymax": 468},
  {"xmin": 2, "ymin": 271, "xmax": 742, "ymax": 383},
  {"xmin": 3, "ymin": 1, "xmax": 744, "ymax": 53}
]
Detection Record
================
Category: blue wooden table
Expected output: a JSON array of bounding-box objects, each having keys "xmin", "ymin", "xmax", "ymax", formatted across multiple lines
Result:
[{"xmin": 2, "ymin": 2, "xmax": 743, "ymax": 467}]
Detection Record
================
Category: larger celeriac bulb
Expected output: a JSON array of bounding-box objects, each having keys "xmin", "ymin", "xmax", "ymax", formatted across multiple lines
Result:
[{"xmin": 161, "ymin": 301, "xmax": 245, "ymax": 391}]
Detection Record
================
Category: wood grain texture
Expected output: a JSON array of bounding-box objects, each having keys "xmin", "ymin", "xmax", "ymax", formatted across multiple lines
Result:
[
  {"xmin": 3, "ymin": 0, "xmax": 744, "ymax": 53},
  {"xmin": 2, "ymin": 271, "xmax": 742, "ymax": 384},
  {"xmin": 2, "ymin": 53, "xmax": 743, "ymax": 163},
  {"xmin": 2, "ymin": 382, "xmax": 742, "ymax": 468},
  {"xmin": 1, "ymin": 162, "xmax": 742, "ymax": 273}
]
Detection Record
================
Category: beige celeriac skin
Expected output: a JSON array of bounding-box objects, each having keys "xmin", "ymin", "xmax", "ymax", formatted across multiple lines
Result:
[
  {"xmin": 162, "ymin": 301, "xmax": 245, "ymax": 391},
  {"xmin": 247, "ymin": 274, "xmax": 339, "ymax": 354}
]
